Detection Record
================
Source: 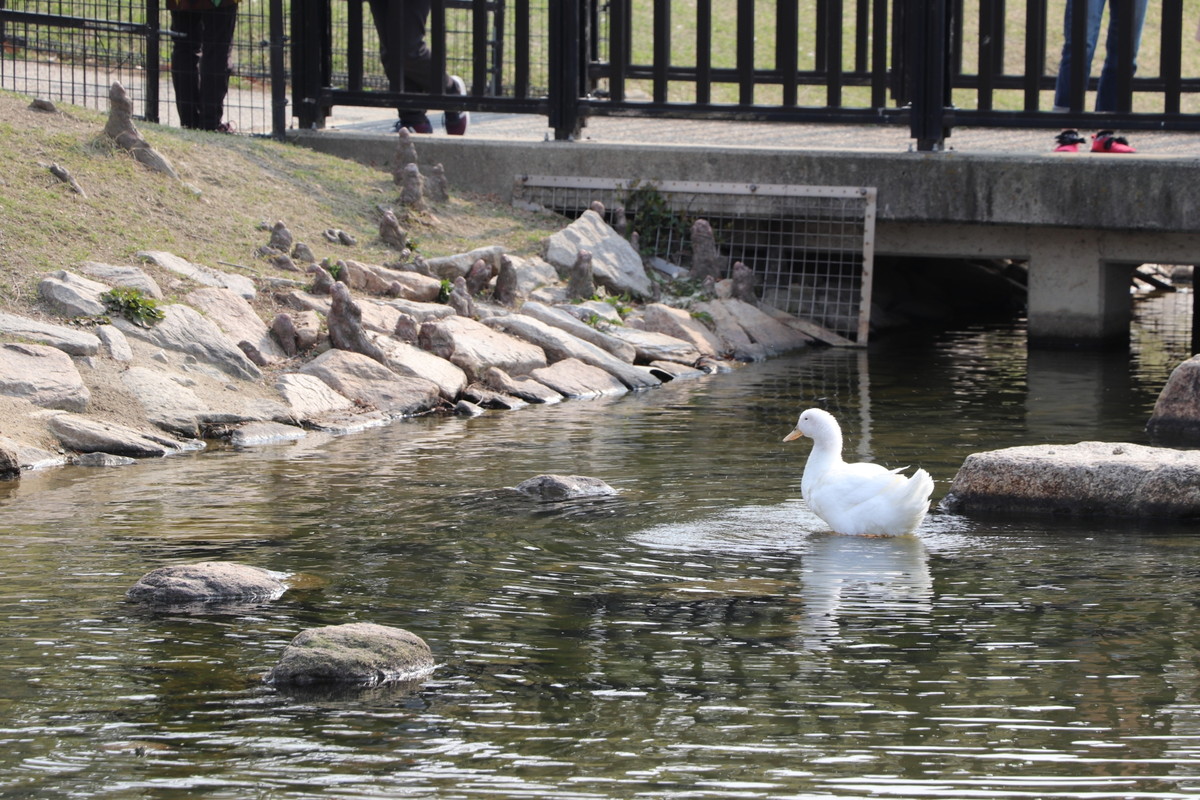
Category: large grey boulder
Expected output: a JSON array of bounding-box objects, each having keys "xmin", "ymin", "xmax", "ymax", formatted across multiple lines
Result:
[
  {"xmin": 0, "ymin": 344, "xmax": 90, "ymax": 411},
  {"xmin": 38, "ymin": 270, "xmax": 109, "ymax": 317},
  {"xmin": 127, "ymin": 562, "xmax": 287, "ymax": 605},
  {"xmin": 631, "ymin": 303, "xmax": 724, "ymax": 357},
  {"xmin": 0, "ymin": 312, "xmax": 100, "ymax": 356},
  {"xmin": 80, "ymin": 261, "xmax": 163, "ymax": 298},
  {"xmin": 521, "ymin": 301, "xmax": 636, "ymax": 362},
  {"xmin": 113, "ymin": 304, "xmax": 262, "ymax": 381},
  {"xmin": 275, "ymin": 373, "xmax": 355, "ymax": 421},
  {"xmin": 184, "ymin": 287, "xmax": 286, "ymax": 365},
  {"xmin": 47, "ymin": 413, "xmax": 187, "ymax": 457},
  {"xmin": 138, "ymin": 250, "xmax": 256, "ymax": 299},
  {"xmin": 230, "ymin": 421, "xmax": 307, "ymax": 447},
  {"xmin": 419, "ymin": 315, "xmax": 547, "ymax": 382},
  {"xmin": 529, "ymin": 358, "xmax": 628, "ymax": 399},
  {"xmin": 515, "ymin": 473, "xmax": 618, "ymax": 501},
  {"xmin": 374, "ymin": 335, "xmax": 467, "ymax": 399},
  {"xmin": 707, "ymin": 298, "xmax": 810, "ymax": 355},
  {"xmin": 941, "ymin": 441, "xmax": 1200, "ymax": 518},
  {"xmin": 603, "ymin": 326, "xmax": 702, "ymax": 366},
  {"xmin": 299, "ymin": 349, "xmax": 441, "ymax": 417},
  {"xmin": 0, "ymin": 432, "xmax": 65, "ymax": 472},
  {"xmin": 487, "ymin": 314, "xmax": 660, "ymax": 391},
  {"xmin": 483, "ymin": 367, "xmax": 563, "ymax": 404},
  {"xmin": 544, "ymin": 210, "xmax": 653, "ymax": 299},
  {"xmin": 264, "ymin": 622, "xmax": 435, "ymax": 687},
  {"xmin": 509, "ymin": 254, "xmax": 561, "ymax": 300},
  {"xmin": 1147, "ymin": 355, "xmax": 1200, "ymax": 444},
  {"xmin": 120, "ymin": 366, "xmax": 210, "ymax": 436},
  {"xmin": 693, "ymin": 299, "xmax": 767, "ymax": 361},
  {"xmin": 423, "ymin": 245, "xmax": 504, "ymax": 282}
]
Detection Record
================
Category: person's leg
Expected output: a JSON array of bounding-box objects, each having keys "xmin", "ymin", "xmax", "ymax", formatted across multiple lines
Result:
[
  {"xmin": 368, "ymin": 0, "xmax": 431, "ymax": 131},
  {"xmin": 170, "ymin": 9, "xmax": 204, "ymax": 129},
  {"xmin": 1053, "ymin": 0, "xmax": 1108, "ymax": 111},
  {"xmin": 1094, "ymin": 0, "xmax": 1149, "ymax": 112},
  {"xmin": 399, "ymin": 0, "xmax": 467, "ymax": 134},
  {"xmin": 197, "ymin": 4, "xmax": 239, "ymax": 131}
]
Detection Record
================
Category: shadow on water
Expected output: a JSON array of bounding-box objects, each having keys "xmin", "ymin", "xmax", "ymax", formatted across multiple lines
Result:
[{"xmin": 2, "ymin": 318, "xmax": 1200, "ymax": 798}]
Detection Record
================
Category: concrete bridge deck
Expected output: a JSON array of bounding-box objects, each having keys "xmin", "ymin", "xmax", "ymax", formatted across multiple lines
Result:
[{"xmin": 289, "ymin": 111, "xmax": 1200, "ymax": 349}]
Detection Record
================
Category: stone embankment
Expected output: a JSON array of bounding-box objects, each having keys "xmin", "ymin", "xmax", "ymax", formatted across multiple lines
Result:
[{"xmin": 0, "ymin": 207, "xmax": 818, "ymax": 477}]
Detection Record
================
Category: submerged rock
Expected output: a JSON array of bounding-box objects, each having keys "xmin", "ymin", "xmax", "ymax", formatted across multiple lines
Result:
[
  {"xmin": 1147, "ymin": 355, "xmax": 1200, "ymax": 445},
  {"xmin": 515, "ymin": 473, "xmax": 618, "ymax": 501},
  {"xmin": 127, "ymin": 561, "xmax": 287, "ymax": 605},
  {"xmin": 264, "ymin": 622, "xmax": 434, "ymax": 687}
]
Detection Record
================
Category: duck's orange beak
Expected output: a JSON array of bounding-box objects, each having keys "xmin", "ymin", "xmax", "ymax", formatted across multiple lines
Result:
[{"xmin": 783, "ymin": 429, "xmax": 804, "ymax": 442}]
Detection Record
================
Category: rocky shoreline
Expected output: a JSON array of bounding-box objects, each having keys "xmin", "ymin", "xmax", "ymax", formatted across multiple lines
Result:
[{"xmin": 0, "ymin": 200, "xmax": 825, "ymax": 477}]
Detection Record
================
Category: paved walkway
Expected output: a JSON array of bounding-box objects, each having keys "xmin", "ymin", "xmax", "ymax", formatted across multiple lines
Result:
[{"xmin": 322, "ymin": 105, "xmax": 1200, "ymax": 158}]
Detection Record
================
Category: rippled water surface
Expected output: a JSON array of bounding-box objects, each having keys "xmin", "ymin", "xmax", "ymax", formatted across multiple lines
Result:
[{"xmin": 3, "ymin": 314, "xmax": 1199, "ymax": 799}]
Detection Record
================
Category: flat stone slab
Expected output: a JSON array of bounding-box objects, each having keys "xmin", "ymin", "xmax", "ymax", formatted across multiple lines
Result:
[
  {"xmin": 138, "ymin": 250, "xmax": 256, "ymax": 299},
  {"xmin": 264, "ymin": 622, "xmax": 434, "ymax": 687},
  {"xmin": 941, "ymin": 441, "xmax": 1200, "ymax": 518},
  {"xmin": 0, "ymin": 312, "xmax": 100, "ymax": 356},
  {"xmin": 299, "ymin": 349, "xmax": 442, "ymax": 417},
  {"xmin": 530, "ymin": 357, "xmax": 628, "ymax": 399},
  {"xmin": 47, "ymin": 413, "xmax": 189, "ymax": 458},
  {"xmin": 230, "ymin": 421, "xmax": 307, "ymax": 447},
  {"xmin": 127, "ymin": 561, "xmax": 287, "ymax": 605}
]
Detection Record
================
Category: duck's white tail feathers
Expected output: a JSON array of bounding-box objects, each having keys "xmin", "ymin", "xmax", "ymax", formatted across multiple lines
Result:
[{"xmin": 875, "ymin": 467, "xmax": 934, "ymax": 535}]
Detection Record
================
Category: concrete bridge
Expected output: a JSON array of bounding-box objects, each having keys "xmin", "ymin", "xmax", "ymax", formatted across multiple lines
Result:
[{"xmin": 291, "ymin": 116, "xmax": 1200, "ymax": 350}]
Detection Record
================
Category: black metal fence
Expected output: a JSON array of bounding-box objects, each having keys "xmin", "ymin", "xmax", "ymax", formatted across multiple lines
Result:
[{"xmin": 3, "ymin": 0, "xmax": 1199, "ymax": 147}]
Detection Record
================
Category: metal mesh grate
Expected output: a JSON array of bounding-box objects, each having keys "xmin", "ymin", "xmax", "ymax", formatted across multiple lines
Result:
[{"xmin": 515, "ymin": 176, "xmax": 877, "ymax": 343}]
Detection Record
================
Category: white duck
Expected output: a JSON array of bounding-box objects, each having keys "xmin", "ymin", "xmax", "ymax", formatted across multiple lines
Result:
[{"xmin": 783, "ymin": 408, "xmax": 934, "ymax": 536}]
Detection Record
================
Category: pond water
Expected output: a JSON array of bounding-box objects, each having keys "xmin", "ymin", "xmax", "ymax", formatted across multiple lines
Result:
[{"xmin": 2, "ymin": 298, "xmax": 1198, "ymax": 799}]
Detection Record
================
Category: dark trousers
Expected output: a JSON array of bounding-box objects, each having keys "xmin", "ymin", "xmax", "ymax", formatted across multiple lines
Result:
[
  {"xmin": 365, "ymin": 0, "xmax": 453, "ymax": 126},
  {"xmin": 170, "ymin": 4, "xmax": 239, "ymax": 130}
]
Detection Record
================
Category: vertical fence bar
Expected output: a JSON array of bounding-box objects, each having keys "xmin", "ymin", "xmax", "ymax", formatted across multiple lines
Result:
[
  {"xmin": 347, "ymin": 0, "xmax": 362, "ymax": 92},
  {"xmin": 825, "ymin": 0, "xmax": 843, "ymax": 106},
  {"xmin": 815, "ymin": 0, "xmax": 827, "ymax": 71},
  {"xmin": 695, "ymin": 0, "xmax": 711, "ymax": 104},
  {"xmin": 908, "ymin": 0, "xmax": 949, "ymax": 150},
  {"xmin": 1067, "ymin": 0, "xmax": 1087, "ymax": 110},
  {"xmin": 270, "ymin": 0, "xmax": 287, "ymax": 136},
  {"xmin": 145, "ymin": 0, "xmax": 160, "ymax": 123},
  {"xmin": 854, "ymin": 0, "xmax": 869, "ymax": 72},
  {"xmin": 1023, "ymin": 0, "xmax": 1045, "ymax": 109},
  {"xmin": 977, "ymin": 0, "xmax": 995, "ymax": 111},
  {"xmin": 652, "ymin": 0, "xmax": 669, "ymax": 104},
  {"xmin": 872, "ymin": 0, "xmax": 889, "ymax": 107},
  {"xmin": 548, "ymin": 0, "xmax": 581, "ymax": 139},
  {"xmin": 514, "ymin": 0, "xmax": 529, "ymax": 98},
  {"xmin": 607, "ymin": 0, "xmax": 626, "ymax": 102},
  {"xmin": 777, "ymin": 0, "xmax": 798, "ymax": 107},
  {"xmin": 1162, "ymin": 0, "xmax": 1182, "ymax": 113},
  {"xmin": 1113, "ymin": 0, "xmax": 1132, "ymax": 112},
  {"xmin": 736, "ymin": 0, "xmax": 754, "ymax": 105},
  {"xmin": 430, "ymin": 0, "xmax": 446, "ymax": 95},
  {"xmin": 471, "ymin": 0, "xmax": 487, "ymax": 94}
]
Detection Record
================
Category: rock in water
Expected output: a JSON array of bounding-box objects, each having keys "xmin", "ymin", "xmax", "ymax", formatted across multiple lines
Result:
[
  {"xmin": 515, "ymin": 473, "xmax": 618, "ymax": 500},
  {"xmin": 265, "ymin": 622, "xmax": 434, "ymax": 686},
  {"xmin": 127, "ymin": 561, "xmax": 287, "ymax": 605}
]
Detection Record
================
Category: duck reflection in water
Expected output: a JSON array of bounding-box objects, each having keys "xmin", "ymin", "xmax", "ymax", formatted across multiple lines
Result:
[{"xmin": 797, "ymin": 531, "xmax": 933, "ymax": 650}]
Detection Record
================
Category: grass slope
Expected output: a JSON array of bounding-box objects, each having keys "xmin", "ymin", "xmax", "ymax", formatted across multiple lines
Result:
[{"xmin": 0, "ymin": 90, "xmax": 561, "ymax": 317}]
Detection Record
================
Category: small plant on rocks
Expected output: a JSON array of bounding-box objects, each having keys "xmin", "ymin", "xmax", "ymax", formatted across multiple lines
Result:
[{"xmin": 100, "ymin": 287, "xmax": 165, "ymax": 327}]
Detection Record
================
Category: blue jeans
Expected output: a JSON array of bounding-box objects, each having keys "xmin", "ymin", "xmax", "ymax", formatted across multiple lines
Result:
[{"xmin": 1053, "ymin": 0, "xmax": 1149, "ymax": 112}]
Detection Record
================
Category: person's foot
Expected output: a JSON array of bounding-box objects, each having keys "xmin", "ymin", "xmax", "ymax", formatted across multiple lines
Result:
[
  {"xmin": 444, "ymin": 75, "xmax": 469, "ymax": 136},
  {"xmin": 1091, "ymin": 130, "xmax": 1136, "ymax": 153},
  {"xmin": 1053, "ymin": 129, "xmax": 1085, "ymax": 152},
  {"xmin": 395, "ymin": 118, "xmax": 434, "ymax": 134}
]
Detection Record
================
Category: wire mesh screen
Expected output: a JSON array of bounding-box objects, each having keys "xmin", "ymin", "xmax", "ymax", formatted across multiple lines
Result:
[{"xmin": 515, "ymin": 176, "xmax": 877, "ymax": 343}]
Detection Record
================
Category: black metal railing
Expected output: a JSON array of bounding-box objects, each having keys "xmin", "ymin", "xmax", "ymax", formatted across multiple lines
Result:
[{"xmin": 3, "ymin": 0, "xmax": 1198, "ymax": 146}]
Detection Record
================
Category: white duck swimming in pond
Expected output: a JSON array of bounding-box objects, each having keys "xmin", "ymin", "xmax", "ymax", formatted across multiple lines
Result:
[{"xmin": 783, "ymin": 408, "xmax": 934, "ymax": 536}]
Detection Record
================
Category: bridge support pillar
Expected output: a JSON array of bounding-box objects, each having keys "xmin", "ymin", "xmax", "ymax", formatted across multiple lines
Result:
[{"xmin": 1027, "ymin": 230, "xmax": 1134, "ymax": 350}]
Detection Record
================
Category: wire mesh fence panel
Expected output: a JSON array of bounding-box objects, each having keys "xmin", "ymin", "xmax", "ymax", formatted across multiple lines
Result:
[{"xmin": 514, "ymin": 176, "xmax": 877, "ymax": 343}]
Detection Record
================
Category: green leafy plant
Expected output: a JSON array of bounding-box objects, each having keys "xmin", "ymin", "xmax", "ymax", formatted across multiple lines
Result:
[
  {"xmin": 100, "ymin": 287, "xmax": 164, "ymax": 328},
  {"xmin": 437, "ymin": 278, "xmax": 453, "ymax": 304},
  {"xmin": 604, "ymin": 294, "xmax": 633, "ymax": 317},
  {"xmin": 622, "ymin": 182, "xmax": 690, "ymax": 258}
]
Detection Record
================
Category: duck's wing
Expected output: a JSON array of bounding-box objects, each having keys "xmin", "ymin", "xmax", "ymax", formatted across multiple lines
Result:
[{"xmin": 808, "ymin": 463, "xmax": 934, "ymax": 536}]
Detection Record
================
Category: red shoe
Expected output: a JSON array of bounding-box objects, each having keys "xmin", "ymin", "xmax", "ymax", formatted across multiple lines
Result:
[
  {"xmin": 1091, "ymin": 130, "xmax": 1136, "ymax": 153},
  {"xmin": 1054, "ymin": 129, "xmax": 1085, "ymax": 152}
]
